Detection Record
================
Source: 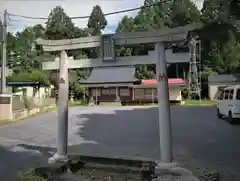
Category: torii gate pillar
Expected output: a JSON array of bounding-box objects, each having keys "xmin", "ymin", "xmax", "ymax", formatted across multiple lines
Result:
[
  {"xmin": 49, "ymin": 51, "xmax": 69, "ymax": 163},
  {"xmin": 156, "ymin": 42, "xmax": 172, "ymax": 162}
]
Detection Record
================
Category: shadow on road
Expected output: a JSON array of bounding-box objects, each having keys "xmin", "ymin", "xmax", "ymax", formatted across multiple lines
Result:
[
  {"xmin": 0, "ymin": 143, "xmax": 54, "ymax": 181},
  {"xmin": 69, "ymin": 106, "xmax": 240, "ymax": 181}
]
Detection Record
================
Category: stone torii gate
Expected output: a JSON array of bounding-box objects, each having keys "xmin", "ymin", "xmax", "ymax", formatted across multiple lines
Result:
[{"xmin": 36, "ymin": 23, "xmax": 201, "ymax": 171}]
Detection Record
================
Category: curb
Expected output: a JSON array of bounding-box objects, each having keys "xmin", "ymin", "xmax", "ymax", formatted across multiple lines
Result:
[{"xmin": 155, "ymin": 162, "xmax": 200, "ymax": 181}]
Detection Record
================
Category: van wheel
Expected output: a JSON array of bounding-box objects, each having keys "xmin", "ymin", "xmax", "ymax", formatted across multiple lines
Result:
[
  {"xmin": 217, "ymin": 109, "xmax": 222, "ymax": 119},
  {"xmin": 228, "ymin": 111, "xmax": 234, "ymax": 124}
]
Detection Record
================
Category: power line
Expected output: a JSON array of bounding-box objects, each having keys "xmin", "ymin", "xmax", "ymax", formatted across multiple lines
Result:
[{"xmin": 7, "ymin": 0, "xmax": 171, "ymax": 20}]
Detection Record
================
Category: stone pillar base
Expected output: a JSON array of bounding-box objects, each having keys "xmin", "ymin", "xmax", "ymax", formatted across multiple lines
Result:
[
  {"xmin": 155, "ymin": 162, "xmax": 199, "ymax": 180},
  {"xmin": 48, "ymin": 153, "xmax": 69, "ymax": 164},
  {"xmin": 88, "ymin": 97, "xmax": 96, "ymax": 107},
  {"xmin": 0, "ymin": 94, "xmax": 12, "ymax": 120},
  {"xmin": 115, "ymin": 96, "xmax": 121, "ymax": 105}
]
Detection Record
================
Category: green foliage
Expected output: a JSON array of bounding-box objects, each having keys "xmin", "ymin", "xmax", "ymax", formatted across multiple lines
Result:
[
  {"xmin": 18, "ymin": 169, "xmax": 48, "ymax": 181},
  {"xmin": 87, "ymin": 5, "xmax": 107, "ymax": 35},
  {"xmin": 7, "ymin": 69, "xmax": 49, "ymax": 87},
  {"xmin": 170, "ymin": 0, "xmax": 201, "ymax": 28},
  {"xmin": 116, "ymin": 16, "xmax": 135, "ymax": 33},
  {"xmin": 116, "ymin": 0, "xmax": 202, "ymax": 79},
  {"xmin": 69, "ymin": 68, "xmax": 90, "ymax": 100},
  {"xmin": 201, "ymin": 67, "xmax": 218, "ymax": 80},
  {"xmin": 135, "ymin": 65, "xmax": 155, "ymax": 79},
  {"xmin": 200, "ymin": 0, "xmax": 240, "ymax": 75},
  {"xmin": 5, "ymin": 5, "xmax": 93, "ymax": 102},
  {"xmin": 115, "ymin": 0, "xmax": 240, "ymax": 80},
  {"xmin": 45, "ymin": 6, "xmax": 75, "ymax": 40}
]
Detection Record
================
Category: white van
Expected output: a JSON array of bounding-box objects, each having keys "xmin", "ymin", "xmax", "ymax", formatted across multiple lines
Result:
[
  {"xmin": 217, "ymin": 85, "xmax": 240, "ymax": 123},
  {"xmin": 216, "ymin": 85, "xmax": 240, "ymax": 123}
]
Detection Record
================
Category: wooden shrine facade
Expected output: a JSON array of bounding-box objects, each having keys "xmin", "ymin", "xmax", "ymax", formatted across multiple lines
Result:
[
  {"xmin": 79, "ymin": 66, "xmax": 185, "ymax": 105},
  {"xmin": 84, "ymin": 80, "xmax": 185, "ymax": 105}
]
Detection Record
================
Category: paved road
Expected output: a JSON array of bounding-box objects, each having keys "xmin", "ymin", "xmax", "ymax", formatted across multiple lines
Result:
[{"xmin": 0, "ymin": 106, "xmax": 239, "ymax": 181}]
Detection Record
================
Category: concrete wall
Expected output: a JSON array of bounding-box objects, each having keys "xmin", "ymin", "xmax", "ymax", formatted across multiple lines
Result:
[
  {"xmin": 13, "ymin": 86, "xmax": 52, "ymax": 98},
  {"xmin": 0, "ymin": 95, "xmax": 12, "ymax": 120},
  {"xmin": 12, "ymin": 105, "xmax": 55, "ymax": 121},
  {"xmin": 169, "ymin": 87, "xmax": 182, "ymax": 101},
  {"xmin": 132, "ymin": 86, "xmax": 183, "ymax": 101}
]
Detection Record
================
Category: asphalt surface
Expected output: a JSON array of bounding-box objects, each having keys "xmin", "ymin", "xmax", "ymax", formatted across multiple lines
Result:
[{"xmin": 0, "ymin": 106, "xmax": 239, "ymax": 181}]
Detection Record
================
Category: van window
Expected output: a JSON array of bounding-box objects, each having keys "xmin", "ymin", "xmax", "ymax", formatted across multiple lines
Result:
[
  {"xmin": 218, "ymin": 91, "xmax": 224, "ymax": 100},
  {"xmin": 224, "ymin": 90, "xmax": 229, "ymax": 100},
  {"xmin": 236, "ymin": 89, "xmax": 240, "ymax": 100},
  {"xmin": 229, "ymin": 89, "xmax": 234, "ymax": 100}
]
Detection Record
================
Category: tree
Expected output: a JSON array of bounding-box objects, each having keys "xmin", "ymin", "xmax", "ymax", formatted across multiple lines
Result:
[
  {"xmin": 45, "ymin": 6, "xmax": 90, "ymax": 57},
  {"xmin": 7, "ymin": 69, "xmax": 49, "ymax": 87},
  {"xmin": 74, "ymin": 27, "xmax": 91, "ymax": 38},
  {"xmin": 32, "ymin": 24, "xmax": 46, "ymax": 39},
  {"xmin": 44, "ymin": 6, "xmax": 91, "ymax": 97},
  {"xmin": 86, "ymin": 5, "xmax": 107, "ymax": 58},
  {"xmin": 201, "ymin": 0, "xmax": 221, "ymax": 23},
  {"xmin": 87, "ymin": 5, "xmax": 107, "ymax": 35},
  {"xmin": 45, "ymin": 6, "xmax": 75, "ymax": 40},
  {"xmin": 7, "ymin": 25, "xmax": 51, "ymax": 73},
  {"xmin": 230, "ymin": 0, "xmax": 240, "ymax": 20},
  {"xmin": 134, "ymin": 0, "xmax": 171, "ymax": 31},
  {"xmin": 216, "ymin": 32, "xmax": 240, "ymax": 73},
  {"xmin": 116, "ymin": 16, "xmax": 135, "ymax": 33},
  {"xmin": 200, "ymin": 0, "xmax": 240, "ymax": 74},
  {"xmin": 115, "ymin": 0, "xmax": 202, "ymax": 80},
  {"xmin": 170, "ymin": 0, "xmax": 201, "ymax": 28},
  {"xmin": 69, "ymin": 68, "xmax": 91, "ymax": 100}
]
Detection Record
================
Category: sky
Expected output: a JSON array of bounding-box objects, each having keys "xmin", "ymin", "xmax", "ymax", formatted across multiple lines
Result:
[{"xmin": 0, "ymin": 0, "xmax": 204, "ymax": 34}]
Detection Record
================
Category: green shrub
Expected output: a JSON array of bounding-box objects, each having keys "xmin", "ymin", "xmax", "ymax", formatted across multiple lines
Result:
[{"xmin": 18, "ymin": 169, "xmax": 48, "ymax": 181}]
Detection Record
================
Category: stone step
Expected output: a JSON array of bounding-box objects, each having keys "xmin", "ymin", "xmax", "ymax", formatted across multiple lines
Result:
[{"xmin": 99, "ymin": 101, "xmax": 122, "ymax": 106}]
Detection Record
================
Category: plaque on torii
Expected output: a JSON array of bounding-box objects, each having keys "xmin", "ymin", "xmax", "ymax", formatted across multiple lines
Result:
[
  {"xmin": 100, "ymin": 34, "xmax": 116, "ymax": 62},
  {"xmin": 36, "ymin": 23, "xmax": 202, "ymax": 167}
]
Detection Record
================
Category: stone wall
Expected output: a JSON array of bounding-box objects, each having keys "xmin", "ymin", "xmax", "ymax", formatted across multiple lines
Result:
[{"xmin": 12, "ymin": 105, "xmax": 55, "ymax": 120}]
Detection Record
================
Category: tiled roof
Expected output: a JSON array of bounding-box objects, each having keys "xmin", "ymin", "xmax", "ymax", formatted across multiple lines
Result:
[
  {"xmin": 208, "ymin": 74, "xmax": 240, "ymax": 83},
  {"xmin": 79, "ymin": 66, "xmax": 137, "ymax": 84}
]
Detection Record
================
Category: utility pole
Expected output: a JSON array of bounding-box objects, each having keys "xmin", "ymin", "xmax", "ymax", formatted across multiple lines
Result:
[
  {"xmin": 188, "ymin": 38, "xmax": 201, "ymax": 100},
  {"xmin": 1, "ymin": 9, "xmax": 7, "ymax": 94}
]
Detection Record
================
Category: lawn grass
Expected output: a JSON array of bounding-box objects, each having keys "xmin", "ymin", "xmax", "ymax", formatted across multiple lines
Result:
[
  {"xmin": 68, "ymin": 101, "xmax": 87, "ymax": 107},
  {"xmin": 183, "ymin": 99, "xmax": 216, "ymax": 106}
]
